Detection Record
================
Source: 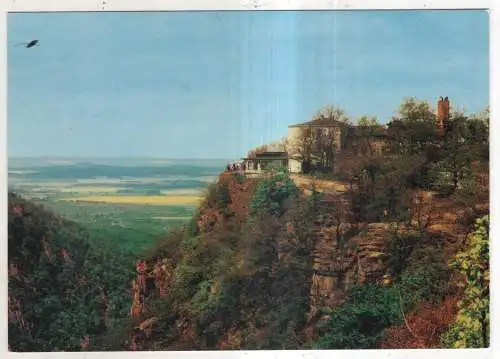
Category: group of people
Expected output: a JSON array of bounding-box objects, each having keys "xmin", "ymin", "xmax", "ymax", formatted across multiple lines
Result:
[{"xmin": 226, "ymin": 161, "xmax": 246, "ymax": 172}]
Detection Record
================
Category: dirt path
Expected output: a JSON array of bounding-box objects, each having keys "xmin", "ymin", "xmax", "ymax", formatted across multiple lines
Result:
[{"xmin": 290, "ymin": 174, "xmax": 347, "ymax": 196}]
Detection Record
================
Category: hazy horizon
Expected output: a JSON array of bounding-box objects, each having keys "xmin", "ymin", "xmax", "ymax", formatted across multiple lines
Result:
[{"xmin": 8, "ymin": 157, "xmax": 232, "ymax": 170}]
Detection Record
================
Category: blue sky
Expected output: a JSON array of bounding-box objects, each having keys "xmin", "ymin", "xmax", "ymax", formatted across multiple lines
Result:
[{"xmin": 8, "ymin": 10, "xmax": 489, "ymax": 159}]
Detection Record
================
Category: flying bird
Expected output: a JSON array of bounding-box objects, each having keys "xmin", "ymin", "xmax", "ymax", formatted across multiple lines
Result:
[{"xmin": 15, "ymin": 40, "xmax": 39, "ymax": 48}]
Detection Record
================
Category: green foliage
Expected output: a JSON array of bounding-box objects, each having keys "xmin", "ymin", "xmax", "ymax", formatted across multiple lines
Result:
[
  {"xmin": 234, "ymin": 173, "xmax": 246, "ymax": 184},
  {"xmin": 387, "ymin": 99, "xmax": 438, "ymax": 157},
  {"xmin": 308, "ymin": 182, "xmax": 324, "ymax": 210},
  {"xmin": 8, "ymin": 193, "xmax": 135, "ymax": 352},
  {"xmin": 441, "ymin": 216, "xmax": 489, "ymax": 348},
  {"xmin": 398, "ymin": 247, "xmax": 451, "ymax": 305},
  {"xmin": 204, "ymin": 182, "xmax": 231, "ymax": 210},
  {"xmin": 250, "ymin": 169, "xmax": 299, "ymax": 216},
  {"xmin": 313, "ymin": 285, "xmax": 402, "ymax": 349},
  {"xmin": 357, "ymin": 115, "xmax": 379, "ymax": 127},
  {"xmin": 385, "ymin": 232, "xmax": 423, "ymax": 276},
  {"xmin": 142, "ymin": 227, "xmax": 185, "ymax": 264}
]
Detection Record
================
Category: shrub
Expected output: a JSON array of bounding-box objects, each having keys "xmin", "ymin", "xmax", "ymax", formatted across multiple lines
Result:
[
  {"xmin": 250, "ymin": 169, "xmax": 299, "ymax": 216},
  {"xmin": 234, "ymin": 173, "xmax": 246, "ymax": 184},
  {"xmin": 398, "ymin": 247, "xmax": 451, "ymax": 306},
  {"xmin": 441, "ymin": 216, "xmax": 489, "ymax": 348},
  {"xmin": 385, "ymin": 232, "xmax": 423, "ymax": 277},
  {"xmin": 204, "ymin": 182, "xmax": 231, "ymax": 210},
  {"xmin": 313, "ymin": 284, "xmax": 402, "ymax": 349},
  {"xmin": 141, "ymin": 228, "xmax": 185, "ymax": 263}
]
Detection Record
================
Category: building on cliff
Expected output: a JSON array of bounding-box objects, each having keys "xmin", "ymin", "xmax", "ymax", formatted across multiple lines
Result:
[
  {"xmin": 240, "ymin": 151, "xmax": 289, "ymax": 173},
  {"xmin": 241, "ymin": 97, "xmax": 447, "ymax": 174},
  {"xmin": 286, "ymin": 117, "xmax": 390, "ymax": 173}
]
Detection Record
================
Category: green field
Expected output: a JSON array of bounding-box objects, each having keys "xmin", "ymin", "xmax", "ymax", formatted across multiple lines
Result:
[
  {"xmin": 8, "ymin": 158, "xmax": 225, "ymax": 254},
  {"xmin": 39, "ymin": 200, "xmax": 197, "ymax": 253}
]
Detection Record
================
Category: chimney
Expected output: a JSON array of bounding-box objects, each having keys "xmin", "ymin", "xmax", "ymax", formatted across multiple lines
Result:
[{"xmin": 437, "ymin": 96, "xmax": 450, "ymax": 128}]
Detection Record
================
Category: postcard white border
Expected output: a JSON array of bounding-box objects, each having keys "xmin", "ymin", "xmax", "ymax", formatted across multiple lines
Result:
[{"xmin": 0, "ymin": 1, "xmax": 498, "ymax": 359}]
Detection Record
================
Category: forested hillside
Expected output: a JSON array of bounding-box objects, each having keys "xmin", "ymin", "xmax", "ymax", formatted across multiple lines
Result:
[
  {"xmin": 8, "ymin": 98, "xmax": 490, "ymax": 351},
  {"xmin": 8, "ymin": 193, "xmax": 136, "ymax": 351}
]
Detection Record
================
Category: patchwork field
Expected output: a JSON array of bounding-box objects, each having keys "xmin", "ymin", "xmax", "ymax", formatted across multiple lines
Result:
[
  {"xmin": 59, "ymin": 186, "xmax": 125, "ymax": 193},
  {"xmin": 59, "ymin": 195, "xmax": 203, "ymax": 205},
  {"xmin": 8, "ymin": 158, "xmax": 226, "ymax": 253}
]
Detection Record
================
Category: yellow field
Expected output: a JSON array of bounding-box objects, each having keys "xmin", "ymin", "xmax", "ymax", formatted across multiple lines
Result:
[
  {"xmin": 60, "ymin": 186, "xmax": 124, "ymax": 194},
  {"xmin": 160, "ymin": 188, "xmax": 203, "ymax": 196},
  {"xmin": 59, "ymin": 195, "xmax": 203, "ymax": 205}
]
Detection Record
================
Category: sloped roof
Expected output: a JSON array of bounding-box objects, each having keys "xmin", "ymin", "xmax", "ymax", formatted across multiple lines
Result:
[
  {"xmin": 241, "ymin": 151, "xmax": 289, "ymax": 160},
  {"xmin": 255, "ymin": 151, "xmax": 287, "ymax": 157},
  {"xmin": 288, "ymin": 118, "xmax": 349, "ymax": 128}
]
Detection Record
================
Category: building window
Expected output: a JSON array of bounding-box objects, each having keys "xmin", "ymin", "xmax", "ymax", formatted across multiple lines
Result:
[{"xmin": 316, "ymin": 128, "xmax": 322, "ymax": 140}]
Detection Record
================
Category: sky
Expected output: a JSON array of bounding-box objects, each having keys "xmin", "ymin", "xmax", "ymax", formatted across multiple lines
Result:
[{"xmin": 8, "ymin": 10, "xmax": 489, "ymax": 159}]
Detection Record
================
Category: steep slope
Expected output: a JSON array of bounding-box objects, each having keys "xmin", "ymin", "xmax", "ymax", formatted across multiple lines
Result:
[
  {"xmin": 8, "ymin": 193, "xmax": 135, "ymax": 352},
  {"xmin": 91, "ymin": 167, "xmax": 487, "ymax": 350},
  {"xmin": 119, "ymin": 170, "xmax": 316, "ymax": 350}
]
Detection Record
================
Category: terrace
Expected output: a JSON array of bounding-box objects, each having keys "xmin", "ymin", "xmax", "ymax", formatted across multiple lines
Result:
[{"xmin": 241, "ymin": 151, "xmax": 289, "ymax": 174}]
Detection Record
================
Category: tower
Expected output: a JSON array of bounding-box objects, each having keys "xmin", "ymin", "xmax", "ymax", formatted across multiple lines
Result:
[{"xmin": 437, "ymin": 96, "xmax": 450, "ymax": 129}]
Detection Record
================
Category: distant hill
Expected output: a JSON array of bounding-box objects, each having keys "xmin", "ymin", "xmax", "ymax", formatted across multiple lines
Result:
[{"xmin": 8, "ymin": 157, "xmax": 231, "ymax": 169}]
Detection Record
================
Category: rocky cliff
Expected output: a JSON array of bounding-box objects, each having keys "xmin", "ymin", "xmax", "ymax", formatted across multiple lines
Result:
[{"xmin": 125, "ymin": 170, "xmax": 483, "ymax": 350}]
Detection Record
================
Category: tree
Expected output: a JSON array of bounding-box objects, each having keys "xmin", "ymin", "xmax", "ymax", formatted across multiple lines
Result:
[
  {"xmin": 247, "ymin": 137, "xmax": 289, "ymax": 160},
  {"xmin": 267, "ymin": 137, "xmax": 289, "ymax": 153},
  {"xmin": 357, "ymin": 116, "xmax": 379, "ymax": 127},
  {"xmin": 355, "ymin": 116, "xmax": 384, "ymax": 155},
  {"xmin": 386, "ymin": 98, "xmax": 438, "ymax": 157},
  {"xmin": 397, "ymin": 97, "xmax": 436, "ymax": 124},
  {"xmin": 247, "ymin": 144, "xmax": 268, "ymax": 159},
  {"xmin": 293, "ymin": 127, "xmax": 314, "ymax": 171},
  {"xmin": 316, "ymin": 127, "xmax": 337, "ymax": 169},
  {"xmin": 8, "ymin": 193, "xmax": 135, "ymax": 352},
  {"xmin": 311, "ymin": 106, "xmax": 351, "ymax": 170},
  {"xmin": 312, "ymin": 105, "xmax": 351, "ymax": 125},
  {"xmin": 438, "ymin": 110, "xmax": 489, "ymax": 193},
  {"xmin": 441, "ymin": 216, "xmax": 489, "ymax": 348}
]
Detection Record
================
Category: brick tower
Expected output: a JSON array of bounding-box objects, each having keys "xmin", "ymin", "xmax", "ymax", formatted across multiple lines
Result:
[{"xmin": 437, "ymin": 96, "xmax": 450, "ymax": 129}]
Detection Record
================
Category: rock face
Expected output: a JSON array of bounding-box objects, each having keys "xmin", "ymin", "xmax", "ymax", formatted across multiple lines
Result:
[
  {"xmin": 306, "ymin": 187, "xmax": 473, "ymax": 315},
  {"xmin": 309, "ymin": 216, "xmax": 399, "ymax": 313},
  {"xmin": 276, "ymin": 178, "xmax": 397, "ymax": 314}
]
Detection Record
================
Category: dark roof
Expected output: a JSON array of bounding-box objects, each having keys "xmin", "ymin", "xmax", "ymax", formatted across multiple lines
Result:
[
  {"xmin": 241, "ymin": 156, "xmax": 289, "ymax": 161},
  {"xmin": 347, "ymin": 125, "xmax": 388, "ymax": 137},
  {"xmin": 241, "ymin": 151, "xmax": 289, "ymax": 160},
  {"xmin": 255, "ymin": 151, "xmax": 287, "ymax": 157},
  {"xmin": 288, "ymin": 118, "xmax": 348, "ymax": 128}
]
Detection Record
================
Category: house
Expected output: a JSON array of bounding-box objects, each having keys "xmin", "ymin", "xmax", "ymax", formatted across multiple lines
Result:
[
  {"xmin": 287, "ymin": 118, "xmax": 389, "ymax": 173},
  {"xmin": 241, "ymin": 97, "xmax": 446, "ymax": 175},
  {"xmin": 241, "ymin": 151, "xmax": 289, "ymax": 173},
  {"xmin": 343, "ymin": 125, "xmax": 389, "ymax": 155},
  {"xmin": 241, "ymin": 120, "xmax": 388, "ymax": 175},
  {"xmin": 286, "ymin": 117, "xmax": 348, "ymax": 173}
]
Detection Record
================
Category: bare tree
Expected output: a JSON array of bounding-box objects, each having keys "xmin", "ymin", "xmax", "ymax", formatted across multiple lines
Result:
[
  {"xmin": 310, "ymin": 106, "xmax": 351, "ymax": 170},
  {"xmin": 294, "ymin": 127, "xmax": 314, "ymax": 167}
]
